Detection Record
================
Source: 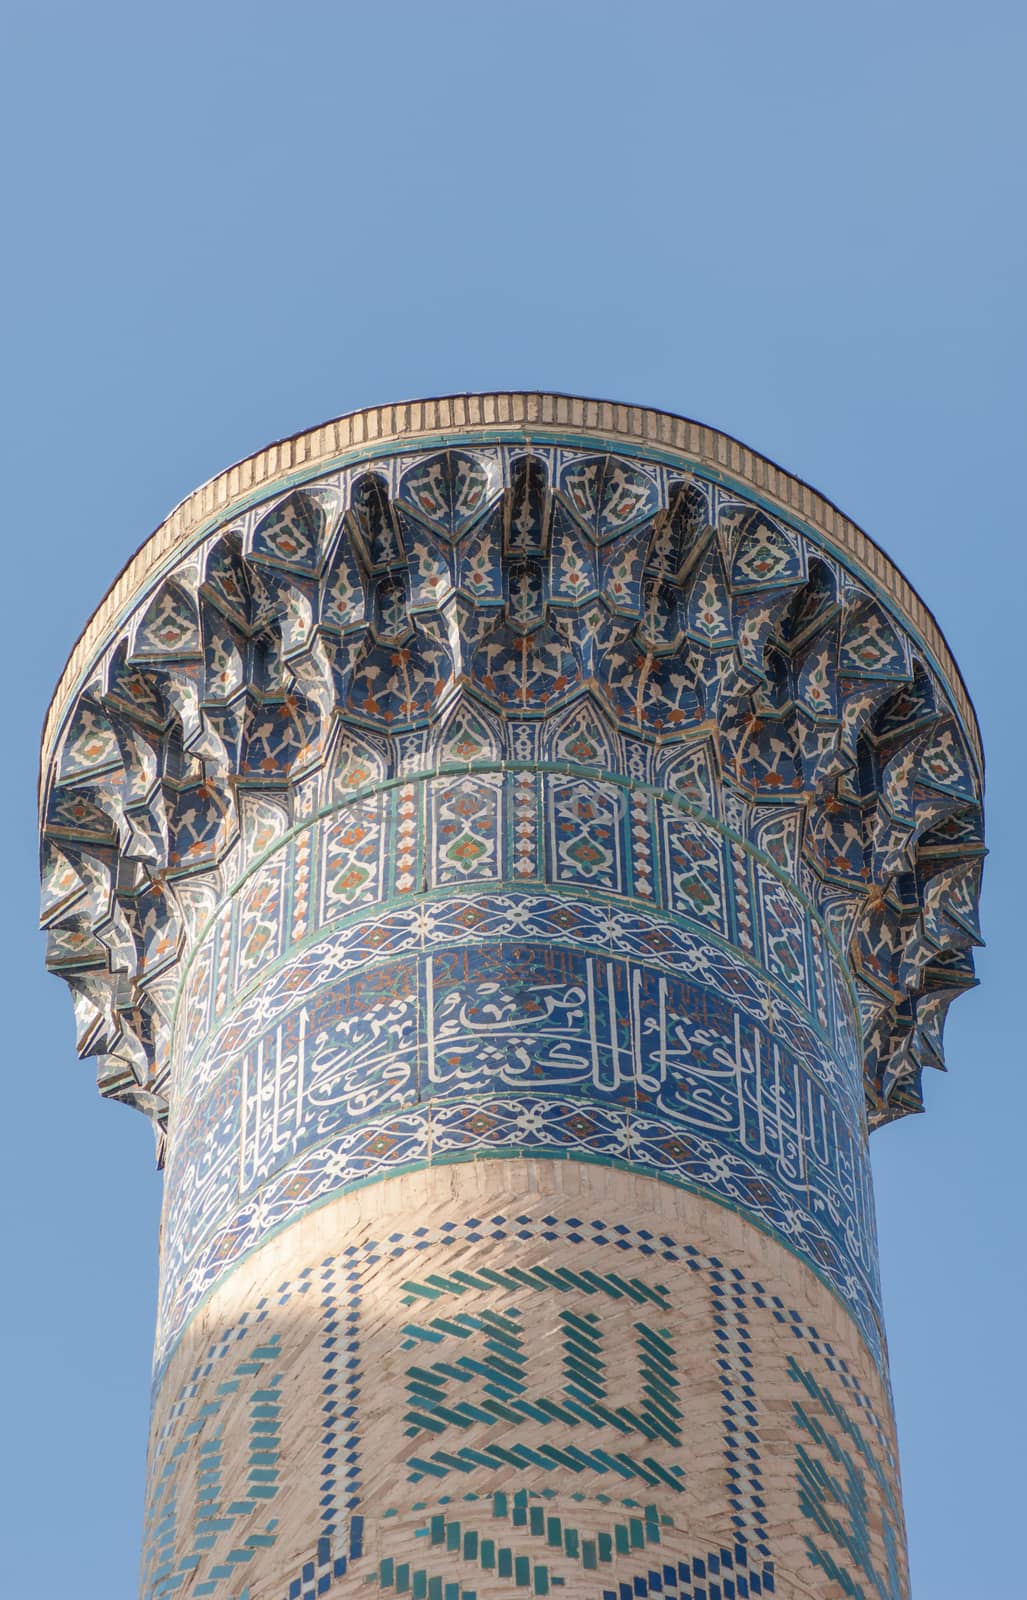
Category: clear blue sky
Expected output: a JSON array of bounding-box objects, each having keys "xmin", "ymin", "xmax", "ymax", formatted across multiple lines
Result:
[{"xmin": 2, "ymin": 3, "xmax": 1023, "ymax": 1594}]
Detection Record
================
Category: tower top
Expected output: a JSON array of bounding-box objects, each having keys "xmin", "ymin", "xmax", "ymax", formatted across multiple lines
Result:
[
  {"xmin": 39, "ymin": 392, "xmax": 984, "ymax": 1149},
  {"xmin": 41, "ymin": 391, "xmax": 981, "ymax": 781}
]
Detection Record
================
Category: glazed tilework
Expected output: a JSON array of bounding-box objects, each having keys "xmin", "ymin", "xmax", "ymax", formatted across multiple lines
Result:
[
  {"xmin": 142, "ymin": 1165, "xmax": 907, "ymax": 1599},
  {"xmin": 154, "ymin": 764, "xmax": 878, "ymax": 1369},
  {"xmin": 39, "ymin": 415, "xmax": 983, "ymax": 1599},
  {"xmin": 41, "ymin": 437, "xmax": 983, "ymax": 1142}
]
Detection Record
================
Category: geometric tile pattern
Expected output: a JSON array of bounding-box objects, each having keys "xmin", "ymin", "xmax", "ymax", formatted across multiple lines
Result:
[
  {"xmin": 398, "ymin": 1268, "xmax": 684, "ymax": 1490},
  {"xmin": 141, "ymin": 1188, "xmax": 906, "ymax": 1598},
  {"xmin": 154, "ymin": 849, "xmax": 879, "ymax": 1367},
  {"xmin": 141, "ymin": 1335, "xmax": 285, "ymax": 1597},
  {"xmin": 41, "ymin": 438, "xmax": 983, "ymax": 1146},
  {"xmin": 39, "ymin": 413, "xmax": 974, "ymax": 1600}
]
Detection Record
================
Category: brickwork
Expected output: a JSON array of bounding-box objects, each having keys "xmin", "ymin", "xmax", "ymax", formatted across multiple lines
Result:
[
  {"xmin": 145, "ymin": 1164, "xmax": 906, "ymax": 1600},
  {"xmin": 37, "ymin": 398, "xmax": 984, "ymax": 1598}
]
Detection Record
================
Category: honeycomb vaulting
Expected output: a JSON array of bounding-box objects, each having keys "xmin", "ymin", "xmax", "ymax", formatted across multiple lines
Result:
[{"xmin": 39, "ymin": 396, "xmax": 983, "ymax": 1599}]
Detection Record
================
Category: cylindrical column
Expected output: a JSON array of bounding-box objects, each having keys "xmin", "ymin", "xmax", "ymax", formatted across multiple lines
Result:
[{"xmin": 39, "ymin": 395, "xmax": 984, "ymax": 1600}]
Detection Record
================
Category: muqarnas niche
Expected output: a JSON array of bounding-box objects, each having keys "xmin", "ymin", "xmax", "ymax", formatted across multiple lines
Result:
[{"xmin": 40, "ymin": 395, "xmax": 983, "ymax": 1600}]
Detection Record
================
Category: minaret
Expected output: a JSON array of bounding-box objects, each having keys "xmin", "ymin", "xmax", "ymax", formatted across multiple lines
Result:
[{"xmin": 39, "ymin": 395, "xmax": 983, "ymax": 1600}]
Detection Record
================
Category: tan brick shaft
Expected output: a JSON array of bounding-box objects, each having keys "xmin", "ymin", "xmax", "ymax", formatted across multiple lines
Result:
[{"xmin": 144, "ymin": 1161, "xmax": 907, "ymax": 1599}]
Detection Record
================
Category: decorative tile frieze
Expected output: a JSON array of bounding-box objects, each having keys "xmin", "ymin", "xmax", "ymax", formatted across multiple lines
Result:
[
  {"xmin": 39, "ymin": 402, "xmax": 982, "ymax": 1600},
  {"xmin": 40, "ymin": 435, "xmax": 982, "ymax": 1145}
]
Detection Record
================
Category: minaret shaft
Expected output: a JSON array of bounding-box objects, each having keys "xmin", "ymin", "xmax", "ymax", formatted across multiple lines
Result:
[{"xmin": 39, "ymin": 396, "xmax": 984, "ymax": 1600}]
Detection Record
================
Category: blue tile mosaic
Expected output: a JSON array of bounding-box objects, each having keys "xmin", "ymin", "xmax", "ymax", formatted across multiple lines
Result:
[{"xmin": 41, "ymin": 422, "xmax": 982, "ymax": 1600}]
